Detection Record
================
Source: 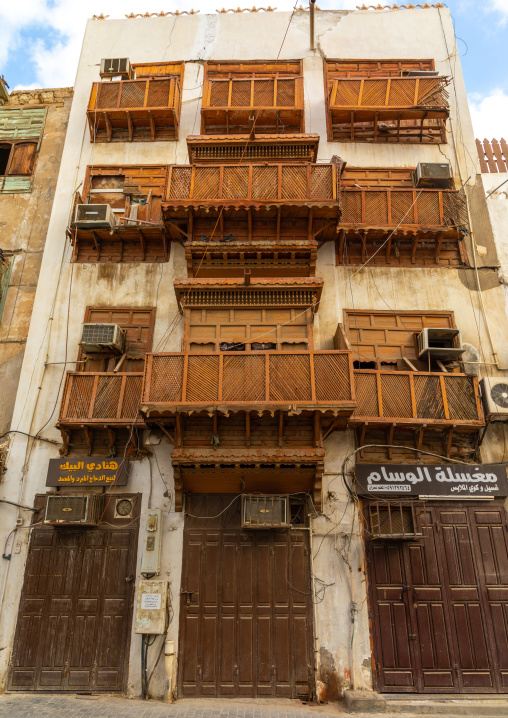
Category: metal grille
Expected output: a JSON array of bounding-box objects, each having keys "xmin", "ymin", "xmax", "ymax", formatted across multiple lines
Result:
[
  {"xmin": 92, "ymin": 376, "xmax": 122, "ymax": 419},
  {"xmin": 417, "ymin": 192, "xmax": 440, "ymax": 225},
  {"xmin": 119, "ymin": 81, "xmax": 146, "ymax": 108},
  {"xmin": 445, "ymin": 376, "xmax": 478, "ymax": 421},
  {"xmin": 380, "ymin": 374, "xmax": 412, "ymax": 418},
  {"xmin": 252, "ymin": 166, "xmax": 278, "ymax": 200},
  {"xmin": 147, "ymin": 79, "xmax": 171, "ymax": 107},
  {"xmin": 391, "ymin": 191, "xmax": 414, "ymax": 225},
  {"xmin": 230, "ymin": 80, "xmax": 251, "ymax": 107},
  {"xmin": 281, "ymin": 166, "xmax": 307, "ymax": 199},
  {"xmin": 253, "ymin": 80, "xmax": 273, "ymax": 107},
  {"xmin": 242, "ymin": 494, "xmax": 288, "ymax": 528},
  {"xmin": 209, "ymin": 80, "xmax": 230, "ymax": 107},
  {"xmin": 121, "ymin": 375, "xmax": 142, "ymax": 419},
  {"xmin": 341, "ymin": 192, "xmax": 362, "ymax": 224},
  {"xmin": 222, "ymin": 166, "xmax": 249, "ymax": 199},
  {"xmin": 310, "ymin": 165, "xmax": 332, "ymax": 199},
  {"xmin": 45, "ymin": 494, "xmax": 90, "ymax": 523},
  {"xmin": 222, "ymin": 355, "xmax": 265, "ymax": 402},
  {"xmin": 148, "ymin": 356, "xmax": 184, "ymax": 402},
  {"xmin": 414, "ymin": 374, "xmax": 445, "ymax": 419},
  {"xmin": 269, "ymin": 354, "xmax": 312, "ymax": 401},
  {"xmin": 96, "ymin": 83, "xmax": 120, "ymax": 109},
  {"xmin": 168, "ymin": 167, "xmax": 191, "ymax": 199},
  {"xmin": 314, "ymin": 354, "xmax": 351, "ymax": 401},
  {"xmin": 186, "ymin": 355, "xmax": 219, "ymax": 402},
  {"xmin": 65, "ymin": 375, "xmax": 94, "ymax": 419},
  {"xmin": 361, "ymin": 79, "xmax": 386, "ymax": 106},
  {"xmin": 365, "ymin": 191, "xmax": 388, "ymax": 225},
  {"xmin": 352, "ymin": 373, "xmax": 378, "ymax": 417},
  {"xmin": 193, "ymin": 167, "xmax": 220, "ymax": 200},
  {"xmin": 81, "ymin": 324, "xmax": 116, "ymax": 343},
  {"xmin": 369, "ymin": 502, "xmax": 417, "ymax": 539},
  {"xmin": 276, "ymin": 79, "xmax": 295, "ymax": 107}
]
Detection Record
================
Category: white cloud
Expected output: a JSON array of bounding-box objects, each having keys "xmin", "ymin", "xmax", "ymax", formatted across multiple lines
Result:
[
  {"xmin": 469, "ymin": 89, "xmax": 508, "ymax": 140},
  {"xmin": 487, "ymin": 0, "xmax": 508, "ymax": 18},
  {"xmin": 4, "ymin": 0, "xmax": 352, "ymax": 89}
]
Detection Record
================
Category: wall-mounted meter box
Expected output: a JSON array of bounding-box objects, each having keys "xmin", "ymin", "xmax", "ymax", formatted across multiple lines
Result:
[
  {"xmin": 141, "ymin": 508, "xmax": 163, "ymax": 575},
  {"xmin": 134, "ymin": 579, "xmax": 168, "ymax": 634}
]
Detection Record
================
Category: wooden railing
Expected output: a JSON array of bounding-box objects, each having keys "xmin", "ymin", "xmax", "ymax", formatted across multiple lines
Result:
[
  {"xmin": 58, "ymin": 372, "xmax": 144, "ymax": 425},
  {"xmin": 165, "ymin": 163, "xmax": 337, "ymax": 204},
  {"xmin": 350, "ymin": 370, "xmax": 484, "ymax": 427},
  {"xmin": 476, "ymin": 138, "xmax": 508, "ymax": 173},
  {"xmin": 329, "ymin": 76, "xmax": 449, "ymax": 110},
  {"xmin": 203, "ymin": 77, "xmax": 303, "ymax": 110},
  {"xmin": 141, "ymin": 351, "xmax": 355, "ymax": 414},
  {"xmin": 87, "ymin": 77, "xmax": 181, "ymax": 141},
  {"xmin": 339, "ymin": 188, "xmax": 468, "ymax": 232}
]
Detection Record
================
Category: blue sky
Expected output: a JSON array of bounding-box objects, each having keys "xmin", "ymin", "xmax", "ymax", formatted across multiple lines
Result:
[{"xmin": 1, "ymin": 0, "xmax": 507, "ymax": 138}]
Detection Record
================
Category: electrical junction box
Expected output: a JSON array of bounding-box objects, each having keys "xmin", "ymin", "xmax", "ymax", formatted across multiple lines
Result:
[
  {"xmin": 141, "ymin": 508, "xmax": 163, "ymax": 575},
  {"xmin": 134, "ymin": 579, "xmax": 168, "ymax": 634}
]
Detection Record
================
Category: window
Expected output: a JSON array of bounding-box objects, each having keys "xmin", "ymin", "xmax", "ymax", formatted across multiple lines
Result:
[
  {"xmin": 0, "ymin": 142, "xmax": 37, "ymax": 176},
  {"xmin": 0, "ymin": 254, "xmax": 11, "ymax": 323},
  {"xmin": 79, "ymin": 307, "xmax": 155, "ymax": 372},
  {"xmin": 344, "ymin": 309, "xmax": 455, "ymax": 369}
]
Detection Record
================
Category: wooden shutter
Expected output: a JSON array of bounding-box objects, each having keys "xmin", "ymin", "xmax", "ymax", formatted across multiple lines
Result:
[{"xmin": 8, "ymin": 142, "xmax": 37, "ymax": 175}]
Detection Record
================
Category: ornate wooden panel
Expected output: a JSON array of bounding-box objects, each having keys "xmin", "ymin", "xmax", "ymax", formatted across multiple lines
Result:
[
  {"xmin": 179, "ymin": 495, "xmax": 313, "ymax": 698},
  {"xmin": 9, "ymin": 525, "xmax": 137, "ymax": 691},
  {"xmin": 367, "ymin": 501, "xmax": 508, "ymax": 693},
  {"xmin": 59, "ymin": 373, "xmax": 144, "ymax": 426},
  {"xmin": 325, "ymin": 59, "xmax": 435, "ymax": 81}
]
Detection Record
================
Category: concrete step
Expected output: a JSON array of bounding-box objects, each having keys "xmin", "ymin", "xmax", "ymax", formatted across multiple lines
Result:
[{"xmin": 345, "ymin": 690, "xmax": 508, "ymax": 716}]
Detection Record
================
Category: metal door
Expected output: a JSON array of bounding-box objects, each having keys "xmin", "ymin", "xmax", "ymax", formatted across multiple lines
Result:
[
  {"xmin": 367, "ymin": 500, "xmax": 508, "ymax": 693},
  {"xmin": 9, "ymin": 527, "xmax": 137, "ymax": 691},
  {"xmin": 179, "ymin": 496, "xmax": 314, "ymax": 698}
]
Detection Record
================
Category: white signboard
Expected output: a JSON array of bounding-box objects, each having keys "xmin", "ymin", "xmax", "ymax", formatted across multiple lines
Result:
[{"xmin": 141, "ymin": 592, "xmax": 162, "ymax": 610}]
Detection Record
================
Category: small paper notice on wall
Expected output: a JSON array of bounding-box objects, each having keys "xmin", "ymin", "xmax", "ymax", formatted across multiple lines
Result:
[{"xmin": 141, "ymin": 592, "xmax": 162, "ymax": 610}]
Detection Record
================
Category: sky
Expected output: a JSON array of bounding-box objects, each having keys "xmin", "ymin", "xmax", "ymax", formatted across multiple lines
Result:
[{"xmin": 1, "ymin": 0, "xmax": 507, "ymax": 140}]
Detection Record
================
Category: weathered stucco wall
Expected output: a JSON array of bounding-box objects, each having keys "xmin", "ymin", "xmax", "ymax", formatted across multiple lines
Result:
[
  {"xmin": 0, "ymin": 7, "xmax": 506, "ymax": 701},
  {"xmin": 0, "ymin": 88, "xmax": 73, "ymax": 436}
]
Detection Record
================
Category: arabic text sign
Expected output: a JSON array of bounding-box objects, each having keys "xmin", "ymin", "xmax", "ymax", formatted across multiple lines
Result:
[
  {"xmin": 355, "ymin": 463, "xmax": 508, "ymax": 497},
  {"xmin": 46, "ymin": 457, "xmax": 128, "ymax": 487}
]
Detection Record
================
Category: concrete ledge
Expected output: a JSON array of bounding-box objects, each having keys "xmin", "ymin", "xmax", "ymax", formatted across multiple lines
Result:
[{"xmin": 344, "ymin": 690, "xmax": 387, "ymax": 713}]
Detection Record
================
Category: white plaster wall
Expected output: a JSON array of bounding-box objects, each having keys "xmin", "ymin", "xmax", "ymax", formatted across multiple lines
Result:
[{"xmin": 0, "ymin": 7, "xmax": 503, "ymax": 700}]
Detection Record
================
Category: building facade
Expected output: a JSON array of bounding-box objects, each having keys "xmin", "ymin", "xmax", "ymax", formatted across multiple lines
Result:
[{"xmin": 1, "ymin": 5, "xmax": 508, "ymax": 702}]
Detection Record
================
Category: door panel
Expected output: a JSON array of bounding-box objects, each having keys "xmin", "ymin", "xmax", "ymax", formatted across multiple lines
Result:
[
  {"xmin": 9, "ymin": 527, "xmax": 136, "ymax": 692},
  {"xmin": 179, "ymin": 504, "xmax": 314, "ymax": 698}
]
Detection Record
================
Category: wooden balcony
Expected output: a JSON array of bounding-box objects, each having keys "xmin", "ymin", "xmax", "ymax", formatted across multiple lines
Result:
[
  {"xmin": 87, "ymin": 77, "xmax": 181, "ymax": 142},
  {"xmin": 201, "ymin": 77, "xmax": 304, "ymax": 134},
  {"xmin": 58, "ymin": 372, "xmax": 145, "ymax": 427},
  {"xmin": 350, "ymin": 370, "xmax": 484, "ymax": 430},
  {"xmin": 328, "ymin": 76, "xmax": 449, "ymax": 143},
  {"xmin": 163, "ymin": 162, "xmax": 337, "ymax": 212},
  {"xmin": 140, "ymin": 351, "xmax": 355, "ymax": 418}
]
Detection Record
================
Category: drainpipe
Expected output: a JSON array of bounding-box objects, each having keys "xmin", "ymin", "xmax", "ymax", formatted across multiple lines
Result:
[
  {"xmin": 164, "ymin": 636, "xmax": 175, "ymax": 702},
  {"xmin": 310, "ymin": 0, "xmax": 316, "ymax": 51}
]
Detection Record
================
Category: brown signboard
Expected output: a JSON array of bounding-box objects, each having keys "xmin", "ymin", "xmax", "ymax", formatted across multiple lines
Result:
[
  {"xmin": 355, "ymin": 463, "xmax": 508, "ymax": 498},
  {"xmin": 46, "ymin": 457, "xmax": 128, "ymax": 488}
]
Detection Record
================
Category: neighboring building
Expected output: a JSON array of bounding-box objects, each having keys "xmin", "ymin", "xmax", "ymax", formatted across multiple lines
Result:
[
  {"xmin": 1, "ymin": 5, "xmax": 508, "ymax": 705},
  {"xmin": 0, "ymin": 85, "xmax": 73, "ymax": 441}
]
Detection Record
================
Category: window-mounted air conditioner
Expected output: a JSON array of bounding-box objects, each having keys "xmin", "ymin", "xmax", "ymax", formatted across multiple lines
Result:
[
  {"xmin": 369, "ymin": 502, "xmax": 421, "ymax": 540},
  {"xmin": 44, "ymin": 493, "xmax": 104, "ymax": 526},
  {"xmin": 480, "ymin": 377, "xmax": 508, "ymax": 419},
  {"xmin": 74, "ymin": 204, "xmax": 116, "ymax": 229},
  {"xmin": 79, "ymin": 323, "xmax": 125, "ymax": 355},
  {"xmin": 417, "ymin": 328, "xmax": 464, "ymax": 361},
  {"xmin": 100, "ymin": 58, "xmax": 132, "ymax": 79},
  {"xmin": 414, "ymin": 162, "xmax": 452, "ymax": 189},
  {"xmin": 242, "ymin": 495, "xmax": 290, "ymax": 529}
]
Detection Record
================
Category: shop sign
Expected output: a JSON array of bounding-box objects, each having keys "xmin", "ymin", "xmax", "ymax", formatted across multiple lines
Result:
[
  {"xmin": 355, "ymin": 463, "xmax": 508, "ymax": 497},
  {"xmin": 46, "ymin": 457, "xmax": 128, "ymax": 487}
]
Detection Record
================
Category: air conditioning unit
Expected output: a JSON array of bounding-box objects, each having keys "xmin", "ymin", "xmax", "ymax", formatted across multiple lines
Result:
[
  {"xmin": 414, "ymin": 162, "xmax": 452, "ymax": 189},
  {"xmin": 480, "ymin": 377, "xmax": 508, "ymax": 419},
  {"xmin": 74, "ymin": 204, "xmax": 116, "ymax": 229},
  {"xmin": 44, "ymin": 493, "xmax": 104, "ymax": 526},
  {"xmin": 369, "ymin": 502, "xmax": 421, "ymax": 540},
  {"xmin": 417, "ymin": 328, "xmax": 465, "ymax": 361},
  {"xmin": 242, "ymin": 495, "xmax": 290, "ymax": 529},
  {"xmin": 100, "ymin": 58, "xmax": 132, "ymax": 79},
  {"xmin": 79, "ymin": 323, "xmax": 125, "ymax": 355}
]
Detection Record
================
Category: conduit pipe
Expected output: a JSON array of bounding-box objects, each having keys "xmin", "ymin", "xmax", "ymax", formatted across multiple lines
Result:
[
  {"xmin": 164, "ymin": 637, "xmax": 175, "ymax": 702},
  {"xmin": 310, "ymin": 0, "xmax": 316, "ymax": 50}
]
